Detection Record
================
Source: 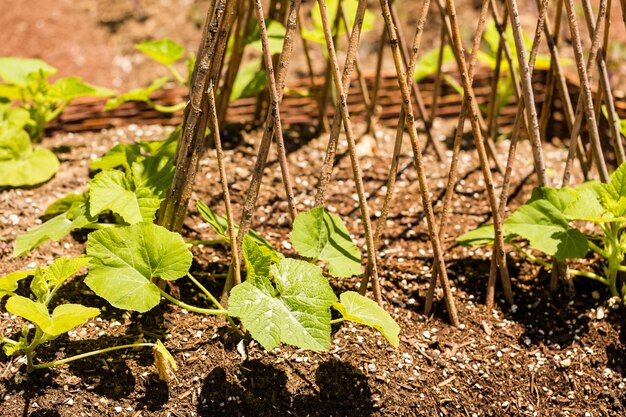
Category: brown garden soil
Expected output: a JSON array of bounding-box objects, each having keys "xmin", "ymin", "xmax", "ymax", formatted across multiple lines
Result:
[
  {"xmin": 1, "ymin": 121, "xmax": 626, "ymax": 417},
  {"xmin": 2, "ymin": 0, "xmax": 626, "ymax": 416}
]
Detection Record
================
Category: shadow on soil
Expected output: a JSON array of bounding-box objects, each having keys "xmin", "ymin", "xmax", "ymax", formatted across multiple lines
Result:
[{"xmin": 197, "ymin": 359, "xmax": 374, "ymax": 417}]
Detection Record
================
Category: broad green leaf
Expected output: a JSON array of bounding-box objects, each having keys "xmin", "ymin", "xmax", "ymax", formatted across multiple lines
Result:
[
  {"xmin": 230, "ymin": 59, "xmax": 267, "ymax": 102},
  {"xmin": 602, "ymin": 163, "xmax": 626, "ymax": 217},
  {"xmin": 0, "ymin": 105, "xmax": 30, "ymax": 129},
  {"xmin": 443, "ymin": 74, "xmax": 464, "ymax": 96},
  {"xmin": 0, "ymin": 147, "xmax": 59, "ymax": 187},
  {"xmin": 44, "ymin": 192, "xmax": 87, "ymax": 217},
  {"xmin": 457, "ymin": 223, "xmax": 495, "ymax": 246},
  {"xmin": 30, "ymin": 266, "xmax": 51, "ymax": 302},
  {"xmin": 135, "ymin": 38, "xmax": 185, "ymax": 66},
  {"xmin": 229, "ymin": 258, "xmax": 338, "ymax": 351},
  {"xmin": 88, "ymin": 166, "xmax": 165, "ymax": 224},
  {"xmin": 0, "ymin": 125, "xmax": 31, "ymax": 160},
  {"xmin": 291, "ymin": 207, "xmax": 361, "ymax": 277},
  {"xmin": 0, "ymin": 58, "xmax": 57, "ymax": 86},
  {"xmin": 104, "ymin": 76, "xmax": 170, "ymax": 111},
  {"xmin": 242, "ymin": 234, "xmax": 274, "ymax": 282},
  {"xmin": 414, "ymin": 46, "xmax": 455, "ymax": 82},
  {"xmin": 85, "ymin": 223, "xmax": 193, "ymax": 312},
  {"xmin": 0, "ymin": 270, "xmax": 31, "ymax": 299},
  {"xmin": 563, "ymin": 181, "xmax": 605, "ymax": 221},
  {"xmin": 246, "ymin": 20, "xmax": 287, "ymax": 55},
  {"xmin": 333, "ymin": 291, "xmax": 400, "ymax": 347},
  {"xmin": 40, "ymin": 255, "xmax": 90, "ymax": 286},
  {"xmin": 13, "ymin": 203, "xmax": 93, "ymax": 257},
  {"xmin": 7, "ymin": 296, "xmax": 99, "ymax": 337},
  {"xmin": 47, "ymin": 304, "xmax": 100, "ymax": 336},
  {"xmin": 131, "ymin": 156, "xmax": 174, "ymax": 198},
  {"xmin": 48, "ymin": 77, "xmax": 115, "ymax": 102},
  {"xmin": 505, "ymin": 200, "xmax": 588, "ymax": 259},
  {"xmin": 528, "ymin": 186, "xmax": 578, "ymax": 213},
  {"xmin": 6, "ymin": 296, "xmax": 50, "ymax": 331},
  {"xmin": 196, "ymin": 200, "xmax": 280, "ymax": 256}
]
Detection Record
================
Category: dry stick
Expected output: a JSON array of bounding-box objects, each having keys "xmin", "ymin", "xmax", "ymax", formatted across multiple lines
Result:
[
  {"xmin": 339, "ymin": 2, "xmax": 377, "ymax": 136},
  {"xmin": 486, "ymin": 0, "xmax": 525, "ymax": 143},
  {"xmin": 592, "ymin": 0, "xmax": 610, "ymax": 123},
  {"xmin": 216, "ymin": 0, "xmax": 250, "ymax": 124},
  {"xmin": 228, "ymin": 0, "xmax": 302, "ymax": 295},
  {"xmin": 533, "ymin": 0, "xmax": 588, "ymax": 177},
  {"xmin": 368, "ymin": 0, "xmax": 439, "ymax": 308},
  {"xmin": 562, "ymin": 0, "xmax": 609, "ymax": 182},
  {"xmin": 315, "ymin": 0, "xmax": 383, "ymax": 305},
  {"xmin": 430, "ymin": 26, "xmax": 446, "ymax": 120},
  {"xmin": 377, "ymin": 0, "xmax": 460, "ymax": 326},
  {"xmin": 253, "ymin": 0, "xmax": 298, "ymax": 222},
  {"xmin": 580, "ymin": 0, "xmax": 625, "ymax": 165},
  {"xmin": 314, "ymin": 0, "xmax": 368, "ymax": 208},
  {"xmin": 158, "ymin": 0, "xmax": 232, "ymax": 232},
  {"xmin": 504, "ymin": 0, "xmax": 548, "ymax": 187},
  {"xmin": 424, "ymin": 0, "xmax": 493, "ymax": 316},
  {"xmin": 488, "ymin": 0, "xmax": 551, "ymax": 304},
  {"xmin": 316, "ymin": 2, "xmax": 342, "ymax": 133},
  {"xmin": 443, "ymin": 0, "xmax": 513, "ymax": 306},
  {"xmin": 206, "ymin": 87, "xmax": 242, "ymax": 288},
  {"xmin": 388, "ymin": 2, "xmax": 448, "ymax": 163},
  {"xmin": 433, "ymin": 0, "xmax": 504, "ymax": 175},
  {"xmin": 562, "ymin": 0, "xmax": 608, "ymax": 185},
  {"xmin": 538, "ymin": 0, "xmax": 563, "ymax": 139},
  {"xmin": 297, "ymin": 8, "xmax": 317, "ymax": 87},
  {"xmin": 369, "ymin": 27, "xmax": 386, "ymax": 122},
  {"xmin": 563, "ymin": 0, "xmax": 609, "ymax": 185}
]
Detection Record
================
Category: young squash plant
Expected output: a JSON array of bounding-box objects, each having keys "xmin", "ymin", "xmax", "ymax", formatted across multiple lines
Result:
[
  {"xmin": 0, "ymin": 256, "xmax": 173, "ymax": 377},
  {"xmin": 458, "ymin": 162, "xmax": 626, "ymax": 301},
  {"xmin": 83, "ymin": 204, "xmax": 400, "ymax": 352},
  {"xmin": 12, "ymin": 129, "xmax": 178, "ymax": 257},
  {"xmin": 105, "ymin": 38, "xmax": 194, "ymax": 113},
  {"xmin": 0, "ymin": 58, "xmax": 114, "ymax": 187}
]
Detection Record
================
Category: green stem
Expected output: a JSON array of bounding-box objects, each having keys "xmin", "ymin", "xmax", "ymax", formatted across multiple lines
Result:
[
  {"xmin": 153, "ymin": 102, "xmax": 187, "ymax": 113},
  {"xmin": 186, "ymin": 239, "xmax": 225, "ymax": 246},
  {"xmin": 569, "ymin": 269, "xmax": 608, "ymax": 285},
  {"xmin": 31, "ymin": 343, "xmax": 157, "ymax": 370},
  {"xmin": 1, "ymin": 337, "xmax": 18, "ymax": 345},
  {"xmin": 510, "ymin": 242, "xmax": 553, "ymax": 268},
  {"xmin": 186, "ymin": 273, "xmax": 243, "ymax": 337},
  {"xmin": 588, "ymin": 240, "xmax": 609, "ymax": 258},
  {"xmin": 159, "ymin": 288, "xmax": 228, "ymax": 316},
  {"xmin": 168, "ymin": 65, "xmax": 187, "ymax": 85},
  {"xmin": 330, "ymin": 318, "xmax": 345, "ymax": 325}
]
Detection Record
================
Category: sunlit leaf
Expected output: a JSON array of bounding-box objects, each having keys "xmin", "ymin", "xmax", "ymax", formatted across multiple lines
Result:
[
  {"xmin": 136, "ymin": 38, "xmax": 185, "ymax": 66},
  {"xmin": 0, "ymin": 58, "xmax": 57, "ymax": 87},
  {"xmin": 104, "ymin": 76, "xmax": 170, "ymax": 111},
  {"xmin": 85, "ymin": 223, "xmax": 193, "ymax": 312},
  {"xmin": 291, "ymin": 207, "xmax": 361, "ymax": 277},
  {"xmin": 229, "ymin": 258, "xmax": 337, "ymax": 351},
  {"xmin": 333, "ymin": 291, "xmax": 400, "ymax": 347}
]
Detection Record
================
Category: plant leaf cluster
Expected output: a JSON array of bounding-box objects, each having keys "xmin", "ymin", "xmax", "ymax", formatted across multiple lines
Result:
[
  {"xmin": 0, "ymin": 58, "xmax": 113, "ymax": 187},
  {"xmin": 13, "ymin": 130, "xmax": 178, "ymax": 256},
  {"xmin": 459, "ymin": 162, "xmax": 626, "ymax": 300}
]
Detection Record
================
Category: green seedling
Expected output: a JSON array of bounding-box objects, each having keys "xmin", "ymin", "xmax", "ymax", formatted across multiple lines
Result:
[
  {"xmin": 106, "ymin": 38, "xmax": 194, "ymax": 112},
  {"xmin": 0, "ymin": 106, "xmax": 59, "ymax": 187},
  {"xmin": 0, "ymin": 57, "xmax": 115, "ymax": 141},
  {"xmin": 458, "ymin": 161, "xmax": 626, "ymax": 301},
  {"xmin": 301, "ymin": 0, "xmax": 374, "ymax": 46},
  {"xmin": 0, "ymin": 58, "xmax": 113, "ymax": 188},
  {"xmin": 0, "ymin": 256, "xmax": 174, "ymax": 378},
  {"xmin": 13, "ymin": 130, "xmax": 178, "ymax": 256}
]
